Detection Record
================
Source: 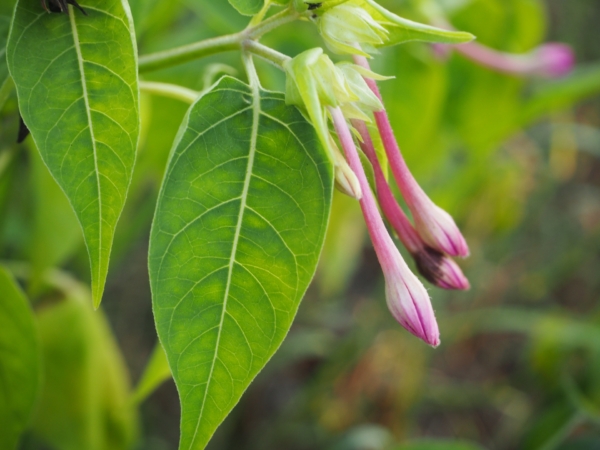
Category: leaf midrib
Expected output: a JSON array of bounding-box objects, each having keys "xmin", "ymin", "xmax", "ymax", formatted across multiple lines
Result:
[
  {"xmin": 69, "ymin": 5, "xmax": 102, "ymax": 300},
  {"xmin": 187, "ymin": 84, "xmax": 261, "ymax": 449}
]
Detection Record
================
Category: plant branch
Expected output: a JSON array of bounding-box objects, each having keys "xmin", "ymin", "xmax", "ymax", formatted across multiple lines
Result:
[
  {"xmin": 139, "ymin": 33, "xmax": 243, "ymax": 73},
  {"xmin": 140, "ymin": 81, "xmax": 200, "ymax": 104},
  {"xmin": 138, "ymin": 7, "xmax": 298, "ymax": 74},
  {"xmin": 244, "ymin": 40, "xmax": 291, "ymax": 69}
]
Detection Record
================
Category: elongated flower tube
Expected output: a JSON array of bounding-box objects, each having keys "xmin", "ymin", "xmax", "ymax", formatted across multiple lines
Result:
[
  {"xmin": 454, "ymin": 41, "xmax": 575, "ymax": 78},
  {"xmin": 426, "ymin": 15, "xmax": 575, "ymax": 78},
  {"xmin": 329, "ymin": 106, "xmax": 440, "ymax": 346},
  {"xmin": 352, "ymin": 120, "xmax": 469, "ymax": 290},
  {"xmin": 352, "ymin": 53, "xmax": 469, "ymax": 258}
]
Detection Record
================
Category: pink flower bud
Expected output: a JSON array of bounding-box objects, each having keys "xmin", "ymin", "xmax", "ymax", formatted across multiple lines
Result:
[
  {"xmin": 330, "ymin": 107, "xmax": 440, "ymax": 346},
  {"xmin": 453, "ymin": 40, "xmax": 575, "ymax": 79},
  {"xmin": 533, "ymin": 43, "xmax": 575, "ymax": 78},
  {"xmin": 410, "ymin": 200, "xmax": 470, "ymax": 258},
  {"xmin": 413, "ymin": 246, "xmax": 470, "ymax": 290},
  {"xmin": 352, "ymin": 53, "xmax": 470, "ymax": 258},
  {"xmin": 352, "ymin": 119, "xmax": 469, "ymax": 290}
]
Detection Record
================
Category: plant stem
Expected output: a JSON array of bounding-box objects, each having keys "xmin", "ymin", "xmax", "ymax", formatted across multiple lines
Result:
[
  {"xmin": 139, "ymin": 33, "xmax": 243, "ymax": 73},
  {"xmin": 139, "ymin": 81, "xmax": 199, "ymax": 104},
  {"xmin": 246, "ymin": 6, "xmax": 298, "ymax": 39},
  {"xmin": 244, "ymin": 40, "xmax": 291, "ymax": 68},
  {"xmin": 138, "ymin": 7, "xmax": 297, "ymax": 74}
]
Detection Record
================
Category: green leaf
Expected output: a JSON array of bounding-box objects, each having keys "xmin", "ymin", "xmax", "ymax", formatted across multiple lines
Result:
[
  {"xmin": 149, "ymin": 76, "xmax": 333, "ymax": 450},
  {"xmin": 0, "ymin": 267, "xmax": 40, "ymax": 450},
  {"xmin": 131, "ymin": 342, "xmax": 171, "ymax": 404},
  {"xmin": 7, "ymin": 0, "xmax": 140, "ymax": 307},
  {"xmin": 0, "ymin": 9, "xmax": 12, "ymax": 109},
  {"xmin": 33, "ymin": 294, "xmax": 137, "ymax": 450},
  {"xmin": 228, "ymin": 0, "xmax": 264, "ymax": 16}
]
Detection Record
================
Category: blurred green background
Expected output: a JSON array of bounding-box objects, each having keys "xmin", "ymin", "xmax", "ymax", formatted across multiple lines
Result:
[{"xmin": 2, "ymin": 0, "xmax": 600, "ymax": 449}]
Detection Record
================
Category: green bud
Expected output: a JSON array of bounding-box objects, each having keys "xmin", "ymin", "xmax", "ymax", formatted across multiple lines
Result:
[
  {"xmin": 318, "ymin": 4, "xmax": 388, "ymax": 57},
  {"xmin": 336, "ymin": 62, "xmax": 384, "ymax": 117}
]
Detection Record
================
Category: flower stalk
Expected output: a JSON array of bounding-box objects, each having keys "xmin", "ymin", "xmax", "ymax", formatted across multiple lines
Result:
[
  {"xmin": 353, "ymin": 53, "xmax": 469, "ymax": 258},
  {"xmin": 352, "ymin": 120, "xmax": 469, "ymax": 291},
  {"xmin": 329, "ymin": 106, "xmax": 440, "ymax": 346}
]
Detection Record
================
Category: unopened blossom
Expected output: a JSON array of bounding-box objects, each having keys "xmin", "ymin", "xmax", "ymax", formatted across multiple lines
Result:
[
  {"xmin": 318, "ymin": 4, "xmax": 389, "ymax": 57},
  {"xmin": 352, "ymin": 120, "xmax": 469, "ymax": 290},
  {"xmin": 352, "ymin": 53, "xmax": 470, "ymax": 258},
  {"xmin": 330, "ymin": 106, "xmax": 440, "ymax": 346},
  {"xmin": 284, "ymin": 49, "xmax": 386, "ymax": 199},
  {"xmin": 454, "ymin": 41, "xmax": 575, "ymax": 78}
]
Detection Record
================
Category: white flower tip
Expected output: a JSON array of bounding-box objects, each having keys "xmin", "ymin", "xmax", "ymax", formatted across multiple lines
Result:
[
  {"xmin": 414, "ymin": 203, "xmax": 470, "ymax": 258},
  {"xmin": 384, "ymin": 268, "xmax": 440, "ymax": 347},
  {"xmin": 334, "ymin": 163, "xmax": 363, "ymax": 200}
]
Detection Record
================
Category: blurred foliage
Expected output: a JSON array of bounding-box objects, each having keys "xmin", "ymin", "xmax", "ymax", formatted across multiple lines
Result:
[{"xmin": 1, "ymin": 0, "xmax": 600, "ymax": 449}]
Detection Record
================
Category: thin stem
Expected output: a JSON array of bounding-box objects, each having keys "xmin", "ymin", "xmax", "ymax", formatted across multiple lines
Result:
[
  {"xmin": 248, "ymin": 0, "xmax": 273, "ymax": 27},
  {"xmin": 351, "ymin": 119, "xmax": 422, "ymax": 253},
  {"xmin": 246, "ymin": 6, "xmax": 298, "ymax": 39},
  {"xmin": 328, "ymin": 107, "xmax": 395, "ymax": 266},
  {"xmin": 139, "ymin": 33, "xmax": 242, "ymax": 73},
  {"xmin": 242, "ymin": 52, "xmax": 261, "ymax": 90},
  {"xmin": 244, "ymin": 40, "xmax": 291, "ymax": 69},
  {"xmin": 352, "ymin": 54, "xmax": 426, "ymax": 208},
  {"xmin": 139, "ymin": 81, "xmax": 199, "ymax": 104},
  {"xmin": 138, "ymin": 7, "xmax": 297, "ymax": 74}
]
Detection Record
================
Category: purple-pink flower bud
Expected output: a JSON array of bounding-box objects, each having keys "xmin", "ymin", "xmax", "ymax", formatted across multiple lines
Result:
[
  {"xmin": 452, "ymin": 41, "xmax": 575, "ymax": 79},
  {"xmin": 413, "ymin": 246, "xmax": 470, "ymax": 290},
  {"xmin": 533, "ymin": 43, "xmax": 575, "ymax": 78},
  {"xmin": 352, "ymin": 54, "xmax": 470, "ymax": 258},
  {"xmin": 330, "ymin": 106, "xmax": 440, "ymax": 346},
  {"xmin": 352, "ymin": 119, "xmax": 469, "ymax": 290},
  {"xmin": 410, "ymin": 200, "xmax": 470, "ymax": 258}
]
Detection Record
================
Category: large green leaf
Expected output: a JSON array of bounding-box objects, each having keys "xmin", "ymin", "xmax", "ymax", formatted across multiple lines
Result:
[
  {"xmin": 0, "ymin": 267, "xmax": 40, "ymax": 450},
  {"xmin": 33, "ymin": 294, "xmax": 137, "ymax": 450},
  {"xmin": 0, "ymin": 7, "xmax": 12, "ymax": 109},
  {"xmin": 149, "ymin": 76, "xmax": 333, "ymax": 450},
  {"xmin": 228, "ymin": 0, "xmax": 264, "ymax": 16},
  {"xmin": 7, "ymin": 0, "xmax": 140, "ymax": 307}
]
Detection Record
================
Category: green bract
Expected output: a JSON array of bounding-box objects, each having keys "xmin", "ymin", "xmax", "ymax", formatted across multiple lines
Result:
[
  {"xmin": 314, "ymin": 0, "xmax": 474, "ymax": 47},
  {"xmin": 149, "ymin": 76, "xmax": 333, "ymax": 450},
  {"xmin": 336, "ymin": 62, "xmax": 384, "ymax": 120},
  {"xmin": 319, "ymin": 4, "xmax": 388, "ymax": 56},
  {"xmin": 7, "ymin": 0, "xmax": 140, "ymax": 308}
]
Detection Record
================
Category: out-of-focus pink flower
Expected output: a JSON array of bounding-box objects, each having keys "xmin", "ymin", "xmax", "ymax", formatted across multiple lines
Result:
[
  {"xmin": 352, "ymin": 119, "xmax": 469, "ymax": 291},
  {"xmin": 454, "ymin": 41, "xmax": 575, "ymax": 78},
  {"xmin": 330, "ymin": 106, "xmax": 440, "ymax": 346},
  {"xmin": 429, "ymin": 17, "xmax": 575, "ymax": 78},
  {"xmin": 532, "ymin": 43, "xmax": 575, "ymax": 78},
  {"xmin": 352, "ymin": 54, "xmax": 470, "ymax": 258}
]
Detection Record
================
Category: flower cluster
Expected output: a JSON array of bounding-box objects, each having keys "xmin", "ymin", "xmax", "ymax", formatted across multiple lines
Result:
[{"xmin": 284, "ymin": 0, "xmax": 575, "ymax": 345}]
